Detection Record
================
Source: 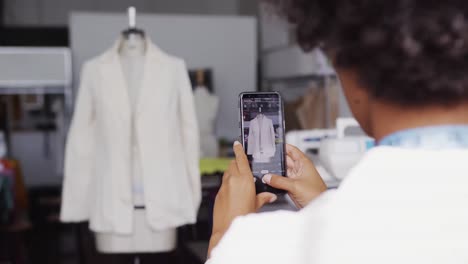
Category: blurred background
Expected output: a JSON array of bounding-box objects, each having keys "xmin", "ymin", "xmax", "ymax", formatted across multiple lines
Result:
[{"xmin": 0, "ymin": 1, "xmax": 353, "ymax": 263}]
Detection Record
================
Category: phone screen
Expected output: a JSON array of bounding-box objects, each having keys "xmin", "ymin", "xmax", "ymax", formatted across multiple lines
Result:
[{"xmin": 240, "ymin": 92, "xmax": 286, "ymax": 194}]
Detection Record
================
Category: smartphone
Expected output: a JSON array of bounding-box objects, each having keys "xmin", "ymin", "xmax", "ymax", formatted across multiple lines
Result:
[{"xmin": 239, "ymin": 92, "xmax": 287, "ymax": 194}]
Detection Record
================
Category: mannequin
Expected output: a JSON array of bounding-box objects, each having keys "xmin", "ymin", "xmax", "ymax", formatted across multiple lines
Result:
[
  {"xmin": 94, "ymin": 34, "xmax": 177, "ymax": 254},
  {"xmin": 193, "ymin": 70, "xmax": 220, "ymax": 158}
]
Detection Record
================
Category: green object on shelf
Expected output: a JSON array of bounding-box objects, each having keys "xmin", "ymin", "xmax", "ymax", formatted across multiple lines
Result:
[{"xmin": 199, "ymin": 158, "xmax": 231, "ymax": 175}]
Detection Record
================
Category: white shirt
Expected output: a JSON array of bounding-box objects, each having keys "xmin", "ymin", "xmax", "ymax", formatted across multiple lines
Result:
[
  {"xmin": 208, "ymin": 147, "xmax": 468, "ymax": 263},
  {"xmin": 119, "ymin": 36, "xmax": 146, "ymax": 206}
]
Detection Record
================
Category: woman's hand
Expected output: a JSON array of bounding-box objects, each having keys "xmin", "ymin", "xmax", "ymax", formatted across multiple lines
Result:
[
  {"xmin": 208, "ymin": 142, "xmax": 277, "ymax": 256},
  {"xmin": 263, "ymin": 144, "xmax": 327, "ymax": 209}
]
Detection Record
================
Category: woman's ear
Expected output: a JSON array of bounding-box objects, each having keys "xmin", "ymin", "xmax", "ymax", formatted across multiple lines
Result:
[{"xmin": 336, "ymin": 68, "xmax": 373, "ymax": 136}]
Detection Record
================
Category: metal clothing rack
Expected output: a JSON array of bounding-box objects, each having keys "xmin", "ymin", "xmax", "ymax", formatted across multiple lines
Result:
[
  {"xmin": 0, "ymin": 46, "xmax": 72, "ymax": 163},
  {"xmin": 0, "ymin": 47, "xmax": 73, "ymax": 111}
]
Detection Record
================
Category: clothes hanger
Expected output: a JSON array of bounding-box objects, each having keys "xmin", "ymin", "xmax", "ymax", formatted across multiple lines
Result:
[{"xmin": 121, "ymin": 7, "xmax": 145, "ymax": 39}]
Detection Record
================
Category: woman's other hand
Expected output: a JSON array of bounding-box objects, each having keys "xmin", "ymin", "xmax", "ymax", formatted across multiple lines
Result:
[
  {"xmin": 263, "ymin": 144, "xmax": 327, "ymax": 209},
  {"xmin": 208, "ymin": 141, "xmax": 277, "ymax": 256}
]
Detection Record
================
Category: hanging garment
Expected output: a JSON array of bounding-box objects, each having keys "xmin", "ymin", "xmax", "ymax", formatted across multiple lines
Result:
[
  {"xmin": 284, "ymin": 98, "xmax": 304, "ymax": 132},
  {"xmin": 247, "ymin": 115, "xmax": 276, "ymax": 163},
  {"xmin": 60, "ymin": 39, "xmax": 201, "ymax": 235},
  {"xmin": 296, "ymin": 87, "xmax": 326, "ymax": 129},
  {"xmin": 327, "ymin": 78, "xmax": 341, "ymax": 128},
  {"xmin": 296, "ymin": 78, "xmax": 341, "ymax": 129},
  {"xmin": 194, "ymin": 86, "xmax": 219, "ymax": 158}
]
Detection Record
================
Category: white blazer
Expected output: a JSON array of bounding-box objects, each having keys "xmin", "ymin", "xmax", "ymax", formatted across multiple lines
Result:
[
  {"xmin": 60, "ymin": 39, "xmax": 201, "ymax": 235},
  {"xmin": 247, "ymin": 115, "xmax": 276, "ymax": 161}
]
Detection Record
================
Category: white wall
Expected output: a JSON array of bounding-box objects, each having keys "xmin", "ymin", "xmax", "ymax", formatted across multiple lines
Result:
[
  {"xmin": 70, "ymin": 13, "xmax": 257, "ymax": 140},
  {"xmin": 4, "ymin": 0, "xmax": 240, "ymax": 26}
]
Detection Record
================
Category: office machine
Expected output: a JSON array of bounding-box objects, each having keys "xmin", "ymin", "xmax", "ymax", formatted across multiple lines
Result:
[{"xmin": 286, "ymin": 118, "xmax": 374, "ymax": 188}]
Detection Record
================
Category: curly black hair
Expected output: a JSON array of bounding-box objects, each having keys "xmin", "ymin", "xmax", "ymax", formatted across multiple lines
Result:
[{"xmin": 270, "ymin": 0, "xmax": 468, "ymax": 106}]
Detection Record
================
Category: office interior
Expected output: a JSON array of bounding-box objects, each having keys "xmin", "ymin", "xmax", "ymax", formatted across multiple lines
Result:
[{"xmin": 0, "ymin": 1, "xmax": 354, "ymax": 263}]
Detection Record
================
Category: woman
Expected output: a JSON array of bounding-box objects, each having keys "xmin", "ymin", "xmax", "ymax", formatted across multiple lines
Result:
[{"xmin": 207, "ymin": 0, "xmax": 468, "ymax": 263}]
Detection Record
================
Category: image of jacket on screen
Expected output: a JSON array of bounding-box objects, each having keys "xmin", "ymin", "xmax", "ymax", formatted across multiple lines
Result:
[{"xmin": 247, "ymin": 114, "xmax": 276, "ymax": 163}]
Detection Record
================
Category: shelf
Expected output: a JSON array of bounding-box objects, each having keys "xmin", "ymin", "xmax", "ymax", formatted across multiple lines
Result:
[
  {"xmin": 263, "ymin": 45, "xmax": 336, "ymax": 80},
  {"xmin": 265, "ymin": 73, "xmax": 337, "ymax": 84},
  {"xmin": 0, "ymin": 86, "xmax": 68, "ymax": 95}
]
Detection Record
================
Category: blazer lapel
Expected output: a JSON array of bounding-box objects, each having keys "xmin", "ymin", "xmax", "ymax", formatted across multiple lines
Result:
[
  {"xmin": 101, "ymin": 59, "xmax": 132, "ymax": 122},
  {"xmin": 135, "ymin": 41, "xmax": 169, "ymax": 117},
  {"xmin": 99, "ymin": 43, "xmax": 132, "ymax": 122},
  {"xmin": 98, "ymin": 39, "xmax": 169, "ymax": 121}
]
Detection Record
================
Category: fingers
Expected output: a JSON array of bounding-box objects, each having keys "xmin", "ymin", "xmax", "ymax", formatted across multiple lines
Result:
[
  {"xmin": 286, "ymin": 144, "xmax": 306, "ymax": 161},
  {"xmin": 286, "ymin": 155, "xmax": 295, "ymax": 169},
  {"xmin": 222, "ymin": 160, "xmax": 238, "ymax": 182},
  {"xmin": 255, "ymin": 193, "xmax": 278, "ymax": 210},
  {"xmin": 262, "ymin": 174, "xmax": 295, "ymax": 193},
  {"xmin": 233, "ymin": 141, "xmax": 251, "ymax": 176},
  {"xmin": 286, "ymin": 155, "xmax": 300, "ymax": 179}
]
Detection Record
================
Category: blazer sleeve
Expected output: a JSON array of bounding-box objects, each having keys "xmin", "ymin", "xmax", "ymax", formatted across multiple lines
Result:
[
  {"xmin": 247, "ymin": 119, "xmax": 255, "ymax": 155},
  {"xmin": 270, "ymin": 119, "xmax": 276, "ymax": 151},
  {"xmin": 177, "ymin": 61, "xmax": 202, "ymax": 215},
  {"xmin": 60, "ymin": 62, "xmax": 96, "ymax": 222}
]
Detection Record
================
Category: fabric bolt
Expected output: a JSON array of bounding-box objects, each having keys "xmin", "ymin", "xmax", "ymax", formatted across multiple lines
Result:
[{"xmin": 60, "ymin": 38, "xmax": 201, "ymax": 235}]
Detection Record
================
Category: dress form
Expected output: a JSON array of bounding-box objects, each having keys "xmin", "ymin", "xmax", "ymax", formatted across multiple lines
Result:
[
  {"xmin": 193, "ymin": 70, "xmax": 220, "ymax": 157},
  {"xmin": 94, "ymin": 35, "xmax": 176, "ymax": 253}
]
